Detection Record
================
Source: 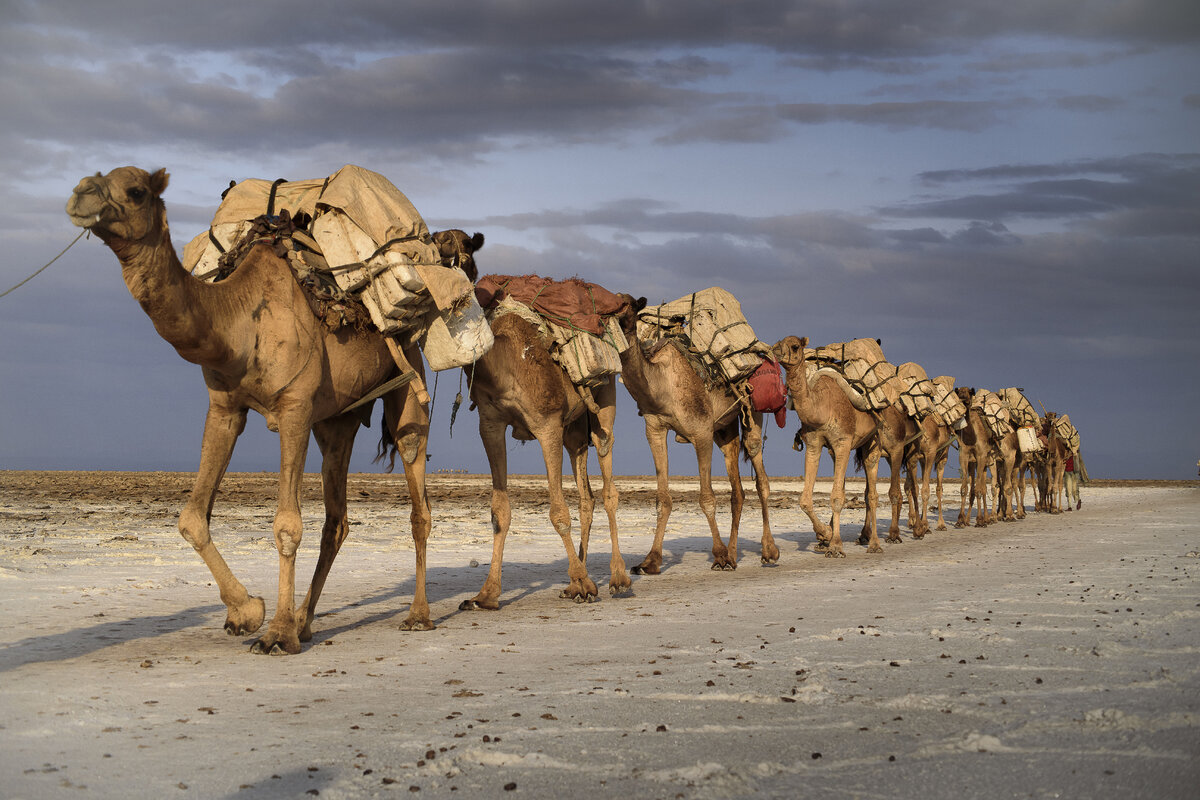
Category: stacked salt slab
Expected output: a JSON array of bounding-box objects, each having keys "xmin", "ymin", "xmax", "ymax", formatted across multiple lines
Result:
[
  {"xmin": 930, "ymin": 376, "xmax": 968, "ymax": 430},
  {"xmin": 895, "ymin": 362, "xmax": 937, "ymax": 420},
  {"xmin": 1053, "ymin": 413, "xmax": 1081, "ymax": 452},
  {"xmin": 973, "ymin": 390, "xmax": 1014, "ymax": 440},
  {"xmin": 811, "ymin": 338, "xmax": 902, "ymax": 410},
  {"xmin": 1000, "ymin": 387, "xmax": 1044, "ymax": 453},
  {"xmin": 182, "ymin": 164, "xmax": 492, "ymax": 371},
  {"xmin": 636, "ymin": 287, "xmax": 771, "ymax": 383}
]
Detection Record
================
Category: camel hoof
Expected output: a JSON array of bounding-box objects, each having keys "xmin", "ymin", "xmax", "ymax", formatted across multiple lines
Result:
[
  {"xmin": 824, "ymin": 550, "xmax": 846, "ymax": 559},
  {"xmin": 459, "ymin": 598, "xmax": 499, "ymax": 612},
  {"xmin": 761, "ymin": 556, "xmax": 779, "ymax": 566},
  {"xmin": 250, "ymin": 638, "xmax": 298, "ymax": 656},
  {"xmin": 399, "ymin": 618, "xmax": 436, "ymax": 632},
  {"xmin": 936, "ymin": 523, "xmax": 947, "ymax": 531},
  {"xmin": 886, "ymin": 536, "xmax": 903, "ymax": 544},
  {"xmin": 223, "ymin": 596, "xmax": 266, "ymax": 636},
  {"xmin": 710, "ymin": 561, "xmax": 737, "ymax": 571},
  {"xmin": 868, "ymin": 544, "xmax": 884, "ymax": 554},
  {"xmin": 631, "ymin": 563, "xmax": 660, "ymax": 576}
]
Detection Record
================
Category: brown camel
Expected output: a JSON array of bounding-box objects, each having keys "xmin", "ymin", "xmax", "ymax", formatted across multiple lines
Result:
[
  {"xmin": 615, "ymin": 299, "xmax": 779, "ymax": 572},
  {"xmin": 1041, "ymin": 412, "xmax": 1070, "ymax": 514},
  {"xmin": 430, "ymin": 229, "xmax": 484, "ymax": 283},
  {"xmin": 67, "ymin": 167, "xmax": 435, "ymax": 655},
  {"xmin": 771, "ymin": 336, "xmax": 888, "ymax": 557},
  {"xmin": 459, "ymin": 301, "xmax": 632, "ymax": 610}
]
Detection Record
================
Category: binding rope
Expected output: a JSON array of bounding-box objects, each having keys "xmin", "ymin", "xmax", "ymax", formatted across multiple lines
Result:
[{"xmin": 1, "ymin": 229, "xmax": 87, "ymax": 299}]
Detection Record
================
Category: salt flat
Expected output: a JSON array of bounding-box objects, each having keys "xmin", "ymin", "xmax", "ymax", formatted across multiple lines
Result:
[{"xmin": 1, "ymin": 472, "xmax": 1197, "ymax": 799}]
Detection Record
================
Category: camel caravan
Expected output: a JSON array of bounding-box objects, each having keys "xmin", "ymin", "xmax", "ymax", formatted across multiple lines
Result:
[{"xmin": 66, "ymin": 165, "xmax": 1085, "ymax": 655}]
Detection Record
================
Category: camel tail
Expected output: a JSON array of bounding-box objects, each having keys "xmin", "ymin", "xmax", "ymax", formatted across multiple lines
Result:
[{"xmin": 375, "ymin": 424, "xmax": 400, "ymax": 474}]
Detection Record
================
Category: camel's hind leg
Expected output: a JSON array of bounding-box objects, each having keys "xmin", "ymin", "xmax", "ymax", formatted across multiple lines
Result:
[
  {"xmin": 535, "ymin": 423, "xmax": 596, "ymax": 603},
  {"xmin": 713, "ymin": 424, "xmax": 742, "ymax": 570},
  {"xmin": 388, "ymin": 375, "xmax": 434, "ymax": 631},
  {"xmin": 742, "ymin": 414, "xmax": 778, "ymax": 565},
  {"xmin": 297, "ymin": 413, "xmax": 358, "ymax": 642},
  {"xmin": 178, "ymin": 402, "xmax": 266, "ymax": 640}
]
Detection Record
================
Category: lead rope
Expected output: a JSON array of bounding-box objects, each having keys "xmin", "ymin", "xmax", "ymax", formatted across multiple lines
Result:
[{"xmin": 1, "ymin": 229, "xmax": 87, "ymax": 299}]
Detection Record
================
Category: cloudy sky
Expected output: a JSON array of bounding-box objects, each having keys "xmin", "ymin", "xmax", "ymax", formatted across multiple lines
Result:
[{"xmin": 1, "ymin": 1, "xmax": 1197, "ymax": 483}]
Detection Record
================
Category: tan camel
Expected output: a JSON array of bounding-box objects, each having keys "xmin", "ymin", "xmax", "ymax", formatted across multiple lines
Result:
[
  {"xmin": 459, "ymin": 304, "xmax": 632, "ymax": 610},
  {"xmin": 615, "ymin": 299, "xmax": 779, "ymax": 572},
  {"xmin": 67, "ymin": 167, "xmax": 434, "ymax": 655},
  {"xmin": 771, "ymin": 336, "xmax": 889, "ymax": 557},
  {"xmin": 1041, "ymin": 412, "xmax": 1070, "ymax": 514},
  {"xmin": 953, "ymin": 388, "xmax": 1019, "ymax": 527}
]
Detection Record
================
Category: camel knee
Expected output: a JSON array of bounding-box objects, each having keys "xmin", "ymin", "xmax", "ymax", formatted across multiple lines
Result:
[
  {"xmin": 178, "ymin": 508, "xmax": 212, "ymax": 552},
  {"xmin": 274, "ymin": 511, "xmax": 303, "ymax": 557}
]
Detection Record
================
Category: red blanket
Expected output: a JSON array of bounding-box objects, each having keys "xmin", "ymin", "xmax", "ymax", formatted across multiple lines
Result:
[{"xmin": 476, "ymin": 274, "xmax": 626, "ymax": 336}]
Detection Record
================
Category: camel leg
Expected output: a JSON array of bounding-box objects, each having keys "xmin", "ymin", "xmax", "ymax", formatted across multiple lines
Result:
[
  {"xmin": 536, "ymin": 424, "xmax": 597, "ymax": 602},
  {"xmin": 743, "ymin": 417, "xmax": 778, "ymax": 565},
  {"xmin": 250, "ymin": 411, "xmax": 312, "ymax": 655},
  {"xmin": 714, "ymin": 427, "xmax": 742, "ymax": 571},
  {"xmin": 825, "ymin": 444, "xmax": 852, "ymax": 558},
  {"xmin": 390, "ymin": 379, "xmax": 434, "ymax": 631},
  {"xmin": 934, "ymin": 456, "xmax": 949, "ymax": 531},
  {"xmin": 974, "ymin": 457, "xmax": 990, "ymax": 528},
  {"xmin": 461, "ymin": 415, "xmax": 511, "ymax": 611},
  {"xmin": 178, "ymin": 403, "xmax": 266, "ymax": 639},
  {"xmin": 798, "ymin": 435, "xmax": 833, "ymax": 551},
  {"xmin": 633, "ymin": 418, "xmax": 672, "ymax": 575},
  {"xmin": 693, "ymin": 431, "xmax": 733, "ymax": 570},
  {"xmin": 883, "ymin": 453, "xmax": 904, "ymax": 544},
  {"xmin": 861, "ymin": 446, "xmax": 884, "ymax": 553},
  {"xmin": 297, "ymin": 413, "xmax": 358, "ymax": 642},
  {"xmin": 587, "ymin": 392, "xmax": 630, "ymax": 596}
]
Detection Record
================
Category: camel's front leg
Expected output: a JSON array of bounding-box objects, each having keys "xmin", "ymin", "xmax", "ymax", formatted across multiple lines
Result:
[
  {"xmin": 632, "ymin": 419, "xmax": 672, "ymax": 575},
  {"xmin": 798, "ymin": 436, "xmax": 833, "ymax": 551},
  {"xmin": 584, "ymin": 395, "xmax": 630, "ymax": 596},
  {"xmin": 825, "ymin": 444, "xmax": 852, "ymax": 558},
  {"xmin": 251, "ymin": 412, "xmax": 312, "ymax": 655},
  {"xmin": 179, "ymin": 403, "xmax": 265, "ymax": 639},
  {"xmin": 713, "ymin": 429, "xmax": 742, "ymax": 570},
  {"xmin": 297, "ymin": 414, "xmax": 358, "ymax": 642},
  {"xmin": 461, "ymin": 416, "xmax": 512, "ymax": 611},
  {"xmin": 696, "ymin": 433, "xmax": 735, "ymax": 570},
  {"xmin": 954, "ymin": 449, "xmax": 972, "ymax": 528},
  {"xmin": 883, "ymin": 453, "xmax": 904, "ymax": 544},
  {"xmin": 934, "ymin": 457, "xmax": 949, "ymax": 531}
]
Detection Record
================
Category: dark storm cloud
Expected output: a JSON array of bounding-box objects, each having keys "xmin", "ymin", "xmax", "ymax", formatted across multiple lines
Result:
[{"xmin": 10, "ymin": 1, "xmax": 1199, "ymax": 54}]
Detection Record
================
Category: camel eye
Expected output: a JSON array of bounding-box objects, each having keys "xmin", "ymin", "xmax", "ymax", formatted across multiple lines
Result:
[{"xmin": 127, "ymin": 187, "xmax": 147, "ymax": 202}]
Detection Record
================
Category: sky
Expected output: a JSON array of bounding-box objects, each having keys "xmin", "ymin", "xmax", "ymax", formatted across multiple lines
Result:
[{"xmin": 1, "ymin": 0, "xmax": 1198, "ymax": 482}]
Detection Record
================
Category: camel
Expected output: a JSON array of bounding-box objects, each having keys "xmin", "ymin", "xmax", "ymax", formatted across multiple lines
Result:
[
  {"xmin": 430, "ymin": 229, "xmax": 484, "ymax": 283},
  {"xmin": 772, "ymin": 336, "xmax": 891, "ymax": 557},
  {"xmin": 67, "ymin": 167, "xmax": 435, "ymax": 655},
  {"xmin": 615, "ymin": 299, "xmax": 779, "ymax": 572},
  {"xmin": 953, "ymin": 388, "xmax": 1019, "ymax": 527},
  {"xmin": 458, "ymin": 295, "xmax": 632, "ymax": 610},
  {"xmin": 1041, "ymin": 412, "xmax": 1070, "ymax": 514},
  {"xmin": 903, "ymin": 414, "xmax": 956, "ymax": 536}
]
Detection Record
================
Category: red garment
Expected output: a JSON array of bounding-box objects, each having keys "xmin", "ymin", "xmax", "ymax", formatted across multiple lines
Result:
[
  {"xmin": 747, "ymin": 356, "xmax": 788, "ymax": 428},
  {"xmin": 475, "ymin": 274, "xmax": 626, "ymax": 336},
  {"xmin": 1065, "ymin": 455, "xmax": 1074, "ymax": 472}
]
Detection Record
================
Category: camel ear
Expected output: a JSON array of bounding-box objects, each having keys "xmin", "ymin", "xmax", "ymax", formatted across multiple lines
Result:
[
  {"xmin": 149, "ymin": 168, "xmax": 169, "ymax": 196},
  {"xmin": 469, "ymin": 232, "xmax": 485, "ymax": 251},
  {"xmin": 634, "ymin": 296, "xmax": 647, "ymax": 312},
  {"xmin": 798, "ymin": 336, "xmax": 809, "ymax": 349}
]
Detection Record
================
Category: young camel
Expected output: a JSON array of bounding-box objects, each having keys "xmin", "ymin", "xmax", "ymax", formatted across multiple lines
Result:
[
  {"xmin": 459, "ymin": 304, "xmax": 632, "ymax": 610},
  {"xmin": 772, "ymin": 336, "xmax": 888, "ymax": 557},
  {"xmin": 615, "ymin": 299, "xmax": 779, "ymax": 573},
  {"xmin": 67, "ymin": 167, "xmax": 435, "ymax": 655}
]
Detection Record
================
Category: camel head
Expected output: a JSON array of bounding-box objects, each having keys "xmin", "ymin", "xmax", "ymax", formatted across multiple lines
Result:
[
  {"xmin": 67, "ymin": 166, "xmax": 170, "ymax": 245},
  {"xmin": 771, "ymin": 336, "xmax": 808, "ymax": 369},
  {"xmin": 430, "ymin": 229, "xmax": 485, "ymax": 283},
  {"xmin": 954, "ymin": 386, "xmax": 975, "ymax": 404},
  {"xmin": 613, "ymin": 294, "xmax": 648, "ymax": 338}
]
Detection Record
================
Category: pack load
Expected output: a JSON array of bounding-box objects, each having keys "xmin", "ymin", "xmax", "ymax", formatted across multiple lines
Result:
[
  {"xmin": 1000, "ymin": 387, "xmax": 1043, "ymax": 453},
  {"xmin": 895, "ymin": 362, "xmax": 937, "ymax": 420},
  {"xmin": 636, "ymin": 287, "xmax": 772, "ymax": 383},
  {"xmin": 181, "ymin": 164, "xmax": 493, "ymax": 371},
  {"xmin": 474, "ymin": 274, "xmax": 629, "ymax": 388},
  {"xmin": 930, "ymin": 376, "xmax": 968, "ymax": 430},
  {"xmin": 810, "ymin": 338, "xmax": 902, "ymax": 410},
  {"xmin": 1052, "ymin": 413, "xmax": 1081, "ymax": 452},
  {"xmin": 973, "ymin": 390, "xmax": 1013, "ymax": 441}
]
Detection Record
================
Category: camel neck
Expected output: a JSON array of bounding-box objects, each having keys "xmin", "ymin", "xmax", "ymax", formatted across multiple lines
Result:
[
  {"xmin": 617, "ymin": 336, "xmax": 657, "ymax": 406},
  {"xmin": 112, "ymin": 226, "xmax": 226, "ymax": 367}
]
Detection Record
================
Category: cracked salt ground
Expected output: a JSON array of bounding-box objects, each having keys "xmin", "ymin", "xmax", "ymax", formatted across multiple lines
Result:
[{"xmin": 0, "ymin": 473, "xmax": 1197, "ymax": 798}]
